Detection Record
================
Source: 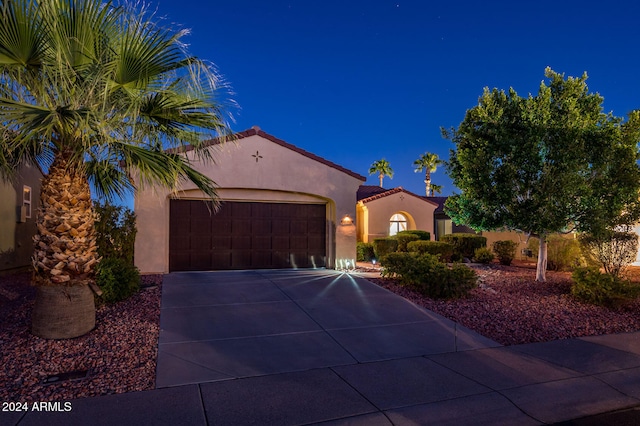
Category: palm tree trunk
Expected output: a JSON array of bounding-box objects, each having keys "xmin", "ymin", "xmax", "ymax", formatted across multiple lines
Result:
[
  {"xmin": 379, "ymin": 173, "xmax": 384, "ymax": 187},
  {"xmin": 31, "ymin": 151, "xmax": 98, "ymax": 339},
  {"xmin": 425, "ymin": 170, "xmax": 431, "ymax": 196}
]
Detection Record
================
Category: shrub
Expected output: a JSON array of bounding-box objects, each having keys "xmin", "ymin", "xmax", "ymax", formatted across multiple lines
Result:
[
  {"xmin": 407, "ymin": 240, "xmax": 454, "ymax": 262},
  {"xmin": 396, "ymin": 233, "xmax": 420, "ymax": 252},
  {"xmin": 94, "ymin": 201, "xmax": 137, "ymax": 263},
  {"xmin": 571, "ymin": 267, "xmax": 640, "ymax": 307},
  {"xmin": 492, "ymin": 240, "xmax": 518, "ymax": 265},
  {"xmin": 397, "ymin": 230, "xmax": 431, "ymax": 241},
  {"xmin": 528, "ymin": 235, "xmax": 586, "ymax": 271},
  {"xmin": 440, "ymin": 233, "xmax": 487, "ymax": 260},
  {"xmin": 380, "ymin": 252, "xmax": 477, "ymax": 299},
  {"xmin": 356, "ymin": 242, "xmax": 375, "ymax": 262},
  {"xmin": 579, "ymin": 232, "xmax": 638, "ymax": 277},
  {"xmin": 473, "ymin": 247, "xmax": 495, "ymax": 264},
  {"xmin": 95, "ymin": 257, "xmax": 140, "ymax": 304},
  {"xmin": 373, "ymin": 238, "xmax": 399, "ymax": 261}
]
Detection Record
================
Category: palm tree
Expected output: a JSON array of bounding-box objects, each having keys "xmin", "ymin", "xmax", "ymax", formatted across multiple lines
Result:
[
  {"xmin": 414, "ymin": 152, "xmax": 443, "ymax": 196},
  {"xmin": 369, "ymin": 159, "xmax": 393, "ymax": 187},
  {"xmin": 0, "ymin": 0, "xmax": 233, "ymax": 339},
  {"xmin": 430, "ymin": 184, "xmax": 443, "ymax": 195}
]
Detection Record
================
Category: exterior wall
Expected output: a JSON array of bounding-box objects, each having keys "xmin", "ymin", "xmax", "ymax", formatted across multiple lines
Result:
[
  {"xmin": 0, "ymin": 163, "xmax": 42, "ymax": 272},
  {"xmin": 357, "ymin": 192, "xmax": 436, "ymax": 242},
  {"xmin": 135, "ymin": 133, "xmax": 363, "ymax": 273}
]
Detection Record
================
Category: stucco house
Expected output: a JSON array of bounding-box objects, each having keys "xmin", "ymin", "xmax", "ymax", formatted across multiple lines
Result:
[
  {"xmin": 0, "ymin": 162, "xmax": 42, "ymax": 273},
  {"xmin": 134, "ymin": 127, "xmax": 365, "ymax": 273},
  {"xmin": 356, "ymin": 186, "xmax": 438, "ymax": 242}
]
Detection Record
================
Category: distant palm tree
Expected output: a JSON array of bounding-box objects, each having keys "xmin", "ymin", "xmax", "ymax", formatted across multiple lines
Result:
[
  {"xmin": 369, "ymin": 159, "xmax": 394, "ymax": 187},
  {"xmin": 0, "ymin": 0, "xmax": 233, "ymax": 338},
  {"xmin": 414, "ymin": 153, "xmax": 443, "ymax": 196},
  {"xmin": 430, "ymin": 184, "xmax": 443, "ymax": 195}
]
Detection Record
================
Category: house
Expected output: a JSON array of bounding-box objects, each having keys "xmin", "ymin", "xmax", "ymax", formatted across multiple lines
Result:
[
  {"xmin": 0, "ymin": 162, "xmax": 42, "ymax": 273},
  {"xmin": 134, "ymin": 127, "xmax": 366, "ymax": 273},
  {"xmin": 356, "ymin": 186, "xmax": 438, "ymax": 242},
  {"xmin": 427, "ymin": 196, "xmax": 476, "ymax": 241}
]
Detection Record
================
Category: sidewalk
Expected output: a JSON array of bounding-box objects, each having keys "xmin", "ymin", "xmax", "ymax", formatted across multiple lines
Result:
[{"xmin": 7, "ymin": 269, "xmax": 640, "ymax": 425}]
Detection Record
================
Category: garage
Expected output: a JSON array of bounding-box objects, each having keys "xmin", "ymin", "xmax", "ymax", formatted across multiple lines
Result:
[{"xmin": 169, "ymin": 200, "xmax": 327, "ymax": 271}]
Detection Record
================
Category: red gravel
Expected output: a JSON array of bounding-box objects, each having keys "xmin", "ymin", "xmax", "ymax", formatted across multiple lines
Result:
[
  {"xmin": 0, "ymin": 272, "xmax": 161, "ymax": 403},
  {"xmin": 369, "ymin": 263, "xmax": 640, "ymax": 346}
]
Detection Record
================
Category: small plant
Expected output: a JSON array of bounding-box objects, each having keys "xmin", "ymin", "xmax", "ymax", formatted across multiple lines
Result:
[
  {"xmin": 440, "ymin": 233, "xmax": 486, "ymax": 260},
  {"xmin": 492, "ymin": 240, "xmax": 518, "ymax": 265},
  {"xmin": 473, "ymin": 247, "xmax": 495, "ymax": 264},
  {"xmin": 95, "ymin": 257, "xmax": 140, "ymax": 304},
  {"xmin": 407, "ymin": 240, "xmax": 454, "ymax": 262},
  {"xmin": 356, "ymin": 242, "xmax": 375, "ymax": 262},
  {"xmin": 397, "ymin": 230, "xmax": 431, "ymax": 241},
  {"xmin": 571, "ymin": 267, "xmax": 640, "ymax": 307},
  {"xmin": 373, "ymin": 238, "xmax": 399, "ymax": 261}
]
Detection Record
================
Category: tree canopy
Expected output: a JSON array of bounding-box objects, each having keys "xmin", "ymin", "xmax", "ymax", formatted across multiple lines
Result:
[
  {"xmin": 369, "ymin": 158, "xmax": 393, "ymax": 187},
  {"xmin": 444, "ymin": 68, "xmax": 640, "ymax": 281}
]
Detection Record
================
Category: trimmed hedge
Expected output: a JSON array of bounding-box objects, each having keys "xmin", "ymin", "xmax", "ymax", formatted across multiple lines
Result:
[
  {"xmin": 407, "ymin": 240, "xmax": 454, "ymax": 262},
  {"xmin": 492, "ymin": 240, "xmax": 518, "ymax": 265},
  {"xmin": 381, "ymin": 252, "xmax": 477, "ymax": 299},
  {"xmin": 396, "ymin": 233, "xmax": 420, "ymax": 252},
  {"xmin": 440, "ymin": 233, "xmax": 487, "ymax": 260},
  {"xmin": 373, "ymin": 238, "xmax": 399, "ymax": 261},
  {"xmin": 397, "ymin": 230, "xmax": 431, "ymax": 241},
  {"xmin": 357, "ymin": 242, "xmax": 375, "ymax": 262}
]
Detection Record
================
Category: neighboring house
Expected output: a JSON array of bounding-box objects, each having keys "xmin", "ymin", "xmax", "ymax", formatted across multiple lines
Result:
[
  {"xmin": 135, "ymin": 127, "xmax": 366, "ymax": 273},
  {"xmin": 356, "ymin": 186, "xmax": 438, "ymax": 242},
  {"xmin": 0, "ymin": 162, "xmax": 42, "ymax": 273},
  {"xmin": 427, "ymin": 196, "xmax": 475, "ymax": 241}
]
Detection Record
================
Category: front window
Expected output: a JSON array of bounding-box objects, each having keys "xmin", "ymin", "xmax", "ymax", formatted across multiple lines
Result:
[
  {"xmin": 23, "ymin": 186, "xmax": 32, "ymax": 219},
  {"xmin": 389, "ymin": 213, "xmax": 407, "ymax": 236}
]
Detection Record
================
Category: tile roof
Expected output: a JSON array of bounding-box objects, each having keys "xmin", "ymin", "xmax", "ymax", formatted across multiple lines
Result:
[
  {"xmin": 358, "ymin": 186, "xmax": 439, "ymax": 207},
  {"xmin": 425, "ymin": 196, "xmax": 449, "ymax": 213},
  {"xmin": 356, "ymin": 185, "xmax": 388, "ymax": 201},
  {"xmin": 169, "ymin": 126, "xmax": 366, "ymax": 181}
]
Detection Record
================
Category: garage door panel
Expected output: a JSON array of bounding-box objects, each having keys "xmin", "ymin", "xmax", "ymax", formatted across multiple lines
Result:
[{"xmin": 170, "ymin": 200, "xmax": 326, "ymax": 271}]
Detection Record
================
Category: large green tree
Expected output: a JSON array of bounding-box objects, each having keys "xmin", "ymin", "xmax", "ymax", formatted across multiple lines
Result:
[
  {"xmin": 413, "ymin": 152, "xmax": 442, "ymax": 196},
  {"xmin": 0, "ymin": 0, "xmax": 233, "ymax": 338},
  {"xmin": 444, "ymin": 68, "xmax": 640, "ymax": 282},
  {"xmin": 369, "ymin": 158, "xmax": 393, "ymax": 187}
]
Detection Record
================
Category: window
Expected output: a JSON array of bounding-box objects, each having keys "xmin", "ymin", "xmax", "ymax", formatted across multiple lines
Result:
[
  {"xmin": 23, "ymin": 186, "xmax": 31, "ymax": 219},
  {"xmin": 389, "ymin": 213, "xmax": 407, "ymax": 236}
]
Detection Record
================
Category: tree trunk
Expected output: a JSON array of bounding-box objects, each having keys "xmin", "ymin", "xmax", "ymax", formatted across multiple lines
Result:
[
  {"xmin": 536, "ymin": 236, "xmax": 548, "ymax": 282},
  {"xmin": 31, "ymin": 151, "xmax": 98, "ymax": 339},
  {"xmin": 425, "ymin": 170, "xmax": 432, "ymax": 196},
  {"xmin": 379, "ymin": 173, "xmax": 384, "ymax": 187}
]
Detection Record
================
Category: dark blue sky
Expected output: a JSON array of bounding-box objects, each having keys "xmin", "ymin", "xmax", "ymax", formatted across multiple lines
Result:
[{"xmin": 151, "ymin": 0, "xmax": 640, "ymax": 198}]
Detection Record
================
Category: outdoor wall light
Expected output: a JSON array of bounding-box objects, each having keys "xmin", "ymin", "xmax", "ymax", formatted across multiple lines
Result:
[{"xmin": 340, "ymin": 214, "xmax": 353, "ymax": 226}]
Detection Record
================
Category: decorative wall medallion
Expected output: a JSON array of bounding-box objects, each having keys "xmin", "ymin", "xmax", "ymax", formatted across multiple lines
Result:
[{"xmin": 252, "ymin": 151, "xmax": 263, "ymax": 162}]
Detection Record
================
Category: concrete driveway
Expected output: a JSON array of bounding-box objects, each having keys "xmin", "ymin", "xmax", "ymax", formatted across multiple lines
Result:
[{"xmin": 156, "ymin": 269, "xmax": 499, "ymax": 388}]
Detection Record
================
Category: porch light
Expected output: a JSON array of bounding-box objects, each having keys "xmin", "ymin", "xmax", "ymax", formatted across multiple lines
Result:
[{"xmin": 340, "ymin": 215, "xmax": 353, "ymax": 226}]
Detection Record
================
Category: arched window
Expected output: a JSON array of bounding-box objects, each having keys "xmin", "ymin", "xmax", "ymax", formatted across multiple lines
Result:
[{"xmin": 389, "ymin": 213, "xmax": 407, "ymax": 236}]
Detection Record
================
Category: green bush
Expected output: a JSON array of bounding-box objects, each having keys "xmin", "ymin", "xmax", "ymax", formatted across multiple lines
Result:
[
  {"xmin": 492, "ymin": 240, "xmax": 518, "ymax": 265},
  {"xmin": 356, "ymin": 242, "xmax": 375, "ymax": 262},
  {"xmin": 373, "ymin": 238, "xmax": 399, "ymax": 261},
  {"xmin": 407, "ymin": 240, "xmax": 454, "ymax": 262},
  {"xmin": 440, "ymin": 233, "xmax": 487, "ymax": 260},
  {"xmin": 380, "ymin": 252, "xmax": 477, "ymax": 299},
  {"xmin": 95, "ymin": 257, "xmax": 140, "ymax": 304},
  {"xmin": 397, "ymin": 230, "xmax": 431, "ymax": 241},
  {"xmin": 528, "ymin": 235, "xmax": 586, "ymax": 271},
  {"xmin": 473, "ymin": 247, "xmax": 495, "ymax": 264},
  {"xmin": 396, "ymin": 233, "xmax": 420, "ymax": 252},
  {"xmin": 94, "ymin": 201, "xmax": 137, "ymax": 263},
  {"xmin": 571, "ymin": 267, "xmax": 640, "ymax": 307}
]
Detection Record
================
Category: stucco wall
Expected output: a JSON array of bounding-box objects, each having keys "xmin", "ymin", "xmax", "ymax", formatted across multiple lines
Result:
[
  {"xmin": 135, "ymin": 132, "xmax": 364, "ymax": 273},
  {"xmin": 357, "ymin": 192, "xmax": 436, "ymax": 242},
  {"xmin": 481, "ymin": 230, "xmax": 532, "ymax": 261},
  {"xmin": 0, "ymin": 163, "xmax": 42, "ymax": 272}
]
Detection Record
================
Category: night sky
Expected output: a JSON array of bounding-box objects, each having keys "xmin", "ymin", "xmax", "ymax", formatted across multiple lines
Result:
[{"xmin": 142, "ymin": 0, "xmax": 640, "ymax": 203}]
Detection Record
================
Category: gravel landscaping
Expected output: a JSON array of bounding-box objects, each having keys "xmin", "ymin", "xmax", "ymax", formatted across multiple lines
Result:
[{"xmin": 2, "ymin": 263, "xmax": 640, "ymax": 403}]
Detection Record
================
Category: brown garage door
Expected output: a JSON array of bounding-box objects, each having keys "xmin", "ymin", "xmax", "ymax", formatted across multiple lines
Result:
[{"xmin": 169, "ymin": 200, "xmax": 327, "ymax": 271}]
